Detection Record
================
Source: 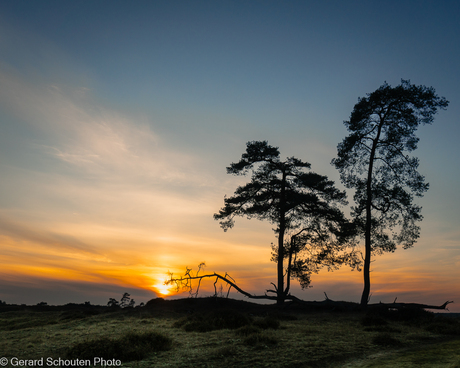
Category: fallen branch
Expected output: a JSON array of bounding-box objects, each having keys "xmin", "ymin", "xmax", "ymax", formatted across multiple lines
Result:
[
  {"xmin": 166, "ymin": 266, "xmax": 277, "ymax": 301},
  {"xmin": 368, "ymin": 300, "xmax": 453, "ymax": 310},
  {"xmin": 165, "ymin": 265, "xmax": 454, "ymax": 311}
]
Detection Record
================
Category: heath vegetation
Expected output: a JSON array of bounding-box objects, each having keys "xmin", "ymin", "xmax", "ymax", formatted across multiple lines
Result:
[{"xmin": 1, "ymin": 297, "xmax": 459, "ymax": 367}]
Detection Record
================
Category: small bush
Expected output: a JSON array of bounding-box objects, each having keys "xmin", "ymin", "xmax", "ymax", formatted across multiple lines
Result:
[
  {"xmin": 364, "ymin": 325, "xmax": 401, "ymax": 333},
  {"xmin": 60, "ymin": 309, "xmax": 100, "ymax": 320},
  {"xmin": 212, "ymin": 345, "xmax": 237, "ymax": 358},
  {"xmin": 389, "ymin": 308, "xmax": 435, "ymax": 324},
  {"xmin": 66, "ymin": 331, "xmax": 172, "ymax": 362},
  {"xmin": 172, "ymin": 317, "xmax": 188, "ymax": 328},
  {"xmin": 244, "ymin": 332, "xmax": 278, "ymax": 347},
  {"xmin": 425, "ymin": 317, "xmax": 460, "ymax": 336},
  {"xmin": 175, "ymin": 309, "xmax": 251, "ymax": 332},
  {"xmin": 372, "ymin": 333, "xmax": 403, "ymax": 347},
  {"xmin": 1, "ymin": 315, "xmax": 58, "ymax": 331},
  {"xmin": 267, "ymin": 312, "xmax": 298, "ymax": 321},
  {"xmin": 253, "ymin": 316, "xmax": 280, "ymax": 330},
  {"xmin": 235, "ymin": 325, "xmax": 261, "ymax": 337},
  {"xmin": 184, "ymin": 320, "xmax": 215, "ymax": 332},
  {"xmin": 361, "ymin": 312, "xmax": 388, "ymax": 327},
  {"xmin": 407, "ymin": 333, "xmax": 436, "ymax": 342},
  {"xmin": 364, "ymin": 307, "xmax": 435, "ymax": 326}
]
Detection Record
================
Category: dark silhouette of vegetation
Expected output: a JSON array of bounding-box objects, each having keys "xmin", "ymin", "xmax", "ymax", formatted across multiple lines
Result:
[
  {"xmin": 107, "ymin": 292, "xmax": 135, "ymax": 308},
  {"xmin": 252, "ymin": 315, "xmax": 281, "ymax": 330},
  {"xmin": 107, "ymin": 298, "xmax": 118, "ymax": 307},
  {"xmin": 372, "ymin": 332, "xmax": 403, "ymax": 347},
  {"xmin": 360, "ymin": 306, "xmax": 460, "ymax": 337},
  {"xmin": 66, "ymin": 331, "xmax": 172, "ymax": 362},
  {"xmin": 332, "ymin": 80, "xmax": 449, "ymax": 306},
  {"xmin": 243, "ymin": 331, "xmax": 279, "ymax": 347},
  {"xmin": 425, "ymin": 317, "xmax": 460, "ymax": 336},
  {"xmin": 173, "ymin": 307, "xmax": 281, "ymax": 334},
  {"xmin": 173, "ymin": 308, "xmax": 251, "ymax": 332},
  {"xmin": 214, "ymin": 140, "xmax": 359, "ymax": 304}
]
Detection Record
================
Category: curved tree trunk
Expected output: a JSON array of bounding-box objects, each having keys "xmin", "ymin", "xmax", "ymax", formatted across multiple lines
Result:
[
  {"xmin": 277, "ymin": 169, "xmax": 287, "ymax": 305},
  {"xmin": 361, "ymin": 119, "xmax": 384, "ymax": 307}
]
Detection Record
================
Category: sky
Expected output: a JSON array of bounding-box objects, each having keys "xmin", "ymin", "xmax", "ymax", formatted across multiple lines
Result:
[{"xmin": 0, "ymin": 0, "xmax": 459, "ymax": 310}]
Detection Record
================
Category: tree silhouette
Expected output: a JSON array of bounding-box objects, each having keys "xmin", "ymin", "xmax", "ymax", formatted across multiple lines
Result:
[
  {"xmin": 107, "ymin": 292, "xmax": 135, "ymax": 308},
  {"xmin": 332, "ymin": 80, "xmax": 449, "ymax": 306},
  {"xmin": 215, "ymin": 141, "xmax": 358, "ymax": 305}
]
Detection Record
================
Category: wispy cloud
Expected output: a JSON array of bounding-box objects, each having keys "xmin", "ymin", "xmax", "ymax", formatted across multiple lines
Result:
[
  {"xmin": 0, "ymin": 63, "xmax": 222, "ymax": 293},
  {"xmin": 0, "ymin": 215, "xmax": 99, "ymax": 254}
]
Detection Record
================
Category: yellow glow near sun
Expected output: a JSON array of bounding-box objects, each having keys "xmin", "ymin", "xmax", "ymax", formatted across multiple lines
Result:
[{"xmin": 152, "ymin": 282, "xmax": 173, "ymax": 296}]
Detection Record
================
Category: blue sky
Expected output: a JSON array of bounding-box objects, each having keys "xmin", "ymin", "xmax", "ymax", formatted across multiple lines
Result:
[{"xmin": 0, "ymin": 0, "xmax": 459, "ymax": 309}]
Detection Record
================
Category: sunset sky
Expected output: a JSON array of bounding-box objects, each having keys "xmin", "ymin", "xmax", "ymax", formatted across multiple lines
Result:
[{"xmin": 0, "ymin": 1, "xmax": 459, "ymax": 311}]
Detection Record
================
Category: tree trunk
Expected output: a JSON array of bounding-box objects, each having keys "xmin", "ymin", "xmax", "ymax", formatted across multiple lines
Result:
[
  {"xmin": 361, "ymin": 148, "xmax": 374, "ymax": 307},
  {"xmin": 277, "ymin": 169, "xmax": 287, "ymax": 305},
  {"xmin": 361, "ymin": 120, "xmax": 384, "ymax": 307}
]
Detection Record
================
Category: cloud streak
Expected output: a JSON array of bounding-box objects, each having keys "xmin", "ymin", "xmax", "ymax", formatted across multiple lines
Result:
[{"xmin": 0, "ymin": 64, "xmax": 225, "ymax": 297}]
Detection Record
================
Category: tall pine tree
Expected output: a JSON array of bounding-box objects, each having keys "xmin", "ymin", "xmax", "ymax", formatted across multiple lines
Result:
[
  {"xmin": 332, "ymin": 80, "xmax": 448, "ymax": 306},
  {"xmin": 215, "ymin": 141, "xmax": 357, "ymax": 304}
]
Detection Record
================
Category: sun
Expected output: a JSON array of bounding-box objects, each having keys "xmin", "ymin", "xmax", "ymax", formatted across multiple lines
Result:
[{"xmin": 152, "ymin": 282, "xmax": 173, "ymax": 296}]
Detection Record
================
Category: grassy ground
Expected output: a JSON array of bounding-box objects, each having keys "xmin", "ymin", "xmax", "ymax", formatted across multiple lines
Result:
[{"xmin": 0, "ymin": 298, "xmax": 459, "ymax": 367}]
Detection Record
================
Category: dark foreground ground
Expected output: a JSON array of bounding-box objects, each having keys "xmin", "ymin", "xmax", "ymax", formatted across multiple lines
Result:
[{"xmin": 1, "ymin": 297, "xmax": 460, "ymax": 367}]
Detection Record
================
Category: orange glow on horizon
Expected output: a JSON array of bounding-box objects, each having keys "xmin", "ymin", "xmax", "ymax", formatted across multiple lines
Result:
[
  {"xmin": 152, "ymin": 283, "xmax": 174, "ymax": 296},
  {"xmin": 1, "ymin": 224, "xmax": 459, "ymax": 311}
]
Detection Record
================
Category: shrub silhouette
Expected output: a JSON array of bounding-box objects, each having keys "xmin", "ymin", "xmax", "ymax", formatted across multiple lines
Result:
[
  {"xmin": 174, "ymin": 309, "xmax": 251, "ymax": 332},
  {"xmin": 362, "ymin": 307, "xmax": 434, "ymax": 328},
  {"xmin": 235, "ymin": 325, "xmax": 262, "ymax": 337},
  {"xmin": 244, "ymin": 332, "xmax": 278, "ymax": 347},
  {"xmin": 372, "ymin": 332, "xmax": 403, "ymax": 347},
  {"xmin": 363, "ymin": 325, "xmax": 401, "ymax": 333},
  {"xmin": 388, "ymin": 308, "xmax": 434, "ymax": 324},
  {"xmin": 361, "ymin": 311, "xmax": 388, "ymax": 327},
  {"xmin": 212, "ymin": 345, "xmax": 238, "ymax": 358},
  {"xmin": 66, "ymin": 331, "xmax": 172, "ymax": 361},
  {"xmin": 425, "ymin": 316, "xmax": 460, "ymax": 335},
  {"xmin": 252, "ymin": 316, "xmax": 280, "ymax": 330},
  {"xmin": 267, "ymin": 312, "xmax": 298, "ymax": 321}
]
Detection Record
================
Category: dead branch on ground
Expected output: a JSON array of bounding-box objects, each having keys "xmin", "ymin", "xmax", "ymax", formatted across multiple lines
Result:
[{"xmin": 165, "ymin": 264, "xmax": 453, "ymax": 310}]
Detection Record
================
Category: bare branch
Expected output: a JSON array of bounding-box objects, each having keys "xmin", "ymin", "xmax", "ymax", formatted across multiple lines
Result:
[
  {"xmin": 166, "ymin": 266, "xmax": 278, "ymax": 301},
  {"xmin": 166, "ymin": 266, "xmax": 453, "ymax": 311}
]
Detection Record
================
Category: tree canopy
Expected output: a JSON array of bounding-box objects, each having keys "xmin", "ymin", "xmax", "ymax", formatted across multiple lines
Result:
[
  {"xmin": 332, "ymin": 80, "xmax": 449, "ymax": 306},
  {"xmin": 215, "ymin": 141, "xmax": 358, "ymax": 304}
]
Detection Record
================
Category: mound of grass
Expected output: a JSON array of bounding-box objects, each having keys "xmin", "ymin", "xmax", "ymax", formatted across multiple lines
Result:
[
  {"xmin": 244, "ymin": 332, "xmax": 278, "ymax": 347},
  {"xmin": 388, "ymin": 308, "xmax": 435, "ymax": 324},
  {"xmin": 235, "ymin": 325, "xmax": 262, "ymax": 336},
  {"xmin": 60, "ymin": 309, "xmax": 100, "ymax": 320},
  {"xmin": 212, "ymin": 345, "xmax": 238, "ymax": 358},
  {"xmin": 267, "ymin": 312, "xmax": 298, "ymax": 321},
  {"xmin": 361, "ymin": 312, "xmax": 388, "ymax": 327},
  {"xmin": 174, "ymin": 309, "xmax": 251, "ymax": 332},
  {"xmin": 0, "ymin": 312, "xmax": 59, "ymax": 331},
  {"xmin": 66, "ymin": 331, "xmax": 172, "ymax": 362},
  {"xmin": 425, "ymin": 316, "xmax": 460, "ymax": 336},
  {"xmin": 252, "ymin": 316, "xmax": 280, "ymax": 330},
  {"xmin": 364, "ymin": 325, "xmax": 402, "ymax": 333},
  {"xmin": 364, "ymin": 307, "xmax": 435, "ymax": 327},
  {"xmin": 372, "ymin": 332, "xmax": 403, "ymax": 347}
]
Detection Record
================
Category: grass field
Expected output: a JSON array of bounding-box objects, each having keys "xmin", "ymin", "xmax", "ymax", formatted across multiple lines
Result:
[{"xmin": 1, "ymin": 298, "xmax": 459, "ymax": 367}]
